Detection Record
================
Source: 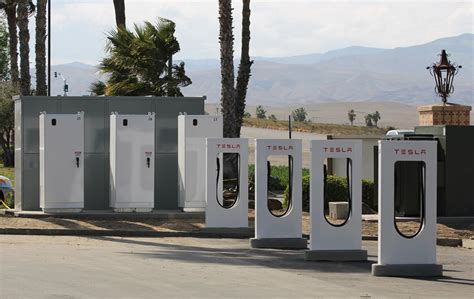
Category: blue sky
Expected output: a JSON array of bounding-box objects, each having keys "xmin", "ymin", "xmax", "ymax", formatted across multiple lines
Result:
[{"xmin": 36, "ymin": 0, "xmax": 474, "ymax": 65}]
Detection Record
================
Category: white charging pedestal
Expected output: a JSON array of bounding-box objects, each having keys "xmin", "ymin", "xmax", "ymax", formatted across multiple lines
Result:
[
  {"xmin": 372, "ymin": 140, "xmax": 442, "ymax": 277},
  {"xmin": 110, "ymin": 113, "xmax": 155, "ymax": 212},
  {"xmin": 250, "ymin": 139, "xmax": 307, "ymax": 249},
  {"xmin": 178, "ymin": 115, "xmax": 223, "ymax": 212},
  {"xmin": 305, "ymin": 140, "xmax": 367, "ymax": 261},
  {"xmin": 205, "ymin": 138, "xmax": 248, "ymax": 228},
  {"xmin": 40, "ymin": 112, "xmax": 84, "ymax": 213}
]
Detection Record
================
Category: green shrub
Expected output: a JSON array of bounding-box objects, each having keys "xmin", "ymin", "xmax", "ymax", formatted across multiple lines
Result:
[
  {"xmin": 283, "ymin": 174, "xmax": 376, "ymax": 212},
  {"xmin": 248, "ymin": 164, "xmax": 310, "ymax": 193}
]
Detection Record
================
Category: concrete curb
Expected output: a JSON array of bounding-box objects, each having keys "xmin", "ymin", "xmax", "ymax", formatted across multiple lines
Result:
[
  {"xmin": 4, "ymin": 210, "xmax": 205, "ymax": 220},
  {"xmin": 0, "ymin": 228, "xmax": 464, "ymax": 247},
  {"xmin": 0, "ymin": 228, "xmax": 253, "ymax": 239}
]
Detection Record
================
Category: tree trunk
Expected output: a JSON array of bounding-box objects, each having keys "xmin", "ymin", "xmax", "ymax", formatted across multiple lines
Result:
[
  {"xmin": 218, "ymin": 0, "xmax": 236, "ymax": 138},
  {"xmin": 235, "ymin": 0, "xmax": 253, "ymax": 137},
  {"xmin": 17, "ymin": 0, "xmax": 31, "ymax": 96},
  {"xmin": 0, "ymin": 128, "xmax": 14, "ymax": 167},
  {"xmin": 35, "ymin": 0, "xmax": 47, "ymax": 96},
  {"xmin": 113, "ymin": 0, "xmax": 126, "ymax": 28},
  {"xmin": 5, "ymin": 1, "xmax": 19, "ymax": 86}
]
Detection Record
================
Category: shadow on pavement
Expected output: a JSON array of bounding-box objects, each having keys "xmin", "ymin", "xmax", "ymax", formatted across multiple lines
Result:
[{"xmin": 93, "ymin": 236, "xmax": 375, "ymax": 274}]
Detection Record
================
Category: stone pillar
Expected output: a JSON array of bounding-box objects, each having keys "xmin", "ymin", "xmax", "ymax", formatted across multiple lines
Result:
[{"xmin": 417, "ymin": 103, "xmax": 472, "ymax": 126}]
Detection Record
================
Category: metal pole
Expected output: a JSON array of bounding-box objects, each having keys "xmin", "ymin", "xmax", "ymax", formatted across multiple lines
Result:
[{"xmin": 47, "ymin": 0, "xmax": 51, "ymax": 96}]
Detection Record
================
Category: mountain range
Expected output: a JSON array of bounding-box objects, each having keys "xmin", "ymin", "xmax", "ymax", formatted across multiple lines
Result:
[{"xmin": 49, "ymin": 33, "xmax": 473, "ymax": 106}]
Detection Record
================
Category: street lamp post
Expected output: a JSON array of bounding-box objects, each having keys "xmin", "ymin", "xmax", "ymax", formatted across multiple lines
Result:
[{"xmin": 426, "ymin": 49, "xmax": 462, "ymax": 124}]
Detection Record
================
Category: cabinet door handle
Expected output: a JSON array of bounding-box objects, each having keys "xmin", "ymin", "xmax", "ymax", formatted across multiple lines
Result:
[
  {"xmin": 146, "ymin": 157, "xmax": 151, "ymax": 168},
  {"xmin": 76, "ymin": 157, "xmax": 80, "ymax": 168}
]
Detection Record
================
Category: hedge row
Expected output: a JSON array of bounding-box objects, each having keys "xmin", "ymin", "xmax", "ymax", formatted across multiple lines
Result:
[
  {"xmin": 248, "ymin": 164, "xmax": 309, "ymax": 192},
  {"xmin": 283, "ymin": 175, "xmax": 376, "ymax": 212}
]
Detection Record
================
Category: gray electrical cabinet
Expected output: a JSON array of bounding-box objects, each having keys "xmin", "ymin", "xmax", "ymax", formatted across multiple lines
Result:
[
  {"xmin": 373, "ymin": 125, "xmax": 474, "ymax": 217},
  {"xmin": 14, "ymin": 96, "xmax": 205, "ymax": 211},
  {"xmin": 415, "ymin": 125, "xmax": 474, "ymax": 217}
]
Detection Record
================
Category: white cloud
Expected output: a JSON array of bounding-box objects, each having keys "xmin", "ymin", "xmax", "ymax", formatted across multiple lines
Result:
[{"xmin": 44, "ymin": 0, "xmax": 473, "ymax": 64}]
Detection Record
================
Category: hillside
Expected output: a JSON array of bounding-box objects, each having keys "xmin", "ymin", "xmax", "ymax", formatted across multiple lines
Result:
[
  {"xmin": 48, "ymin": 33, "xmax": 473, "ymax": 108},
  {"xmin": 243, "ymin": 118, "xmax": 386, "ymax": 136}
]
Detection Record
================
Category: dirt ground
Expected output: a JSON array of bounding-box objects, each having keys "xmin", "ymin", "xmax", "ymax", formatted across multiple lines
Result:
[{"xmin": 1, "ymin": 212, "xmax": 473, "ymax": 240}]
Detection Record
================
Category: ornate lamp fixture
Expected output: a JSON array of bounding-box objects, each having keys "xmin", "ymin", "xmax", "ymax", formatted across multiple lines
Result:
[{"xmin": 426, "ymin": 49, "xmax": 462, "ymax": 104}]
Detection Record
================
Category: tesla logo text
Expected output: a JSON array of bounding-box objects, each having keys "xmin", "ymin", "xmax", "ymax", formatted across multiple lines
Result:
[
  {"xmin": 217, "ymin": 144, "xmax": 241, "ymax": 149},
  {"xmin": 323, "ymin": 147, "xmax": 352, "ymax": 153},
  {"xmin": 266, "ymin": 145, "xmax": 294, "ymax": 151},
  {"xmin": 394, "ymin": 149, "xmax": 427, "ymax": 155}
]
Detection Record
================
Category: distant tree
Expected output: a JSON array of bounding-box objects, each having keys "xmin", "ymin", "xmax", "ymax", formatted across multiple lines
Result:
[
  {"xmin": 99, "ymin": 19, "xmax": 191, "ymax": 96},
  {"xmin": 292, "ymin": 107, "xmax": 307, "ymax": 122},
  {"xmin": 372, "ymin": 111, "xmax": 381, "ymax": 127},
  {"xmin": 243, "ymin": 111, "xmax": 251, "ymax": 118},
  {"xmin": 113, "ymin": 0, "xmax": 126, "ymax": 28},
  {"xmin": 256, "ymin": 105, "xmax": 266, "ymax": 119},
  {"xmin": 89, "ymin": 80, "xmax": 106, "ymax": 96},
  {"xmin": 35, "ymin": 0, "xmax": 47, "ymax": 95},
  {"xmin": 348, "ymin": 109, "xmax": 356, "ymax": 125},
  {"xmin": 0, "ymin": 82, "xmax": 16, "ymax": 167},
  {"xmin": 269, "ymin": 114, "xmax": 277, "ymax": 121},
  {"xmin": 0, "ymin": 19, "xmax": 8, "ymax": 81},
  {"xmin": 364, "ymin": 114, "xmax": 373, "ymax": 127}
]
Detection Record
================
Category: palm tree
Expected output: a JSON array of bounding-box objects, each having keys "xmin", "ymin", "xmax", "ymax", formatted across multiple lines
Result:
[
  {"xmin": 218, "ymin": 0, "xmax": 253, "ymax": 138},
  {"xmin": 372, "ymin": 111, "xmax": 381, "ymax": 127},
  {"xmin": 348, "ymin": 109, "xmax": 356, "ymax": 125},
  {"xmin": 113, "ymin": 0, "xmax": 125, "ymax": 28},
  {"xmin": 218, "ymin": 0, "xmax": 236, "ymax": 137},
  {"xmin": 35, "ymin": 0, "xmax": 47, "ymax": 95},
  {"xmin": 17, "ymin": 0, "xmax": 32, "ymax": 95},
  {"xmin": 99, "ymin": 19, "xmax": 191, "ymax": 96},
  {"xmin": 89, "ymin": 80, "xmax": 106, "ymax": 96},
  {"xmin": 0, "ymin": 0, "xmax": 19, "ymax": 85}
]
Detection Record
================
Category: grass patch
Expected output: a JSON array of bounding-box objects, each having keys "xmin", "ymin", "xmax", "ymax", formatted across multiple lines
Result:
[{"xmin": 243, "ymin": 118, "xmax": 386, "ymax": 136}]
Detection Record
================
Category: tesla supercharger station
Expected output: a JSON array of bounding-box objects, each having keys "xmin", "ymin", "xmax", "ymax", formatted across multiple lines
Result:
[
  {"xmin": 372, "ymin": 140, "xmax": 442, "ymax": 277},
  {"xmin": 205, "ymin": 138, "xmax": 248, "ymax": 228},
  {"xmin": 178, "ymin": 114, "xmax": 223, "ymax": 211},
  {"xmin": 305, "ymin": 140, "xmax": 367, "ymax": 261},
  {"xmin": 250, "ymin": 139, "xmax": 307, "ymax": 249},
  {"xmin": 40, "ymin": 112, "xmax": 84, "ymax": 212},
  {"xmin": 110, "ymin": 113, "xmax": 155, "ymax": 212}
]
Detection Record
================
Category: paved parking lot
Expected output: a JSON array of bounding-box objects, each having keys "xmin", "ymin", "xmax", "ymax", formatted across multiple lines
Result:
[{"xmin": 1, "ymin": 235, "xmax": 473, "ymax": 298}]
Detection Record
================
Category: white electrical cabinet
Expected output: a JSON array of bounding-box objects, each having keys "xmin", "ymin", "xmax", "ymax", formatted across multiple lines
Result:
[
  {"xmin": 110, "ymin": 113, "xmax": 155, "ymax": 212},
  {"xmin": 40, "ymin": 112, "xmax": 84, "ymax": 212},
  {"xmin": 178, "ymin": 114, "xmax": 223, "ymax": 211}
]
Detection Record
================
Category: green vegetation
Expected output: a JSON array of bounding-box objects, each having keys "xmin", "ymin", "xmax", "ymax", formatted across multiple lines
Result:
[
  {"xmin": 255, "ymin": 105, "xmax": 267, "ymax": 119},
  {"xmin": 365, "ymin": 111, "xmax": 381, "ymax": 127},
  {"xmin": 268, "ymin": 114, "xmax": 277, "ymax": 121},
  {"xmin": 291, "ymin": 107, "xmax": 308, "ymax": 122},
  {"xmin": 248, "ymin": 164, "xmax": 309, "ymax": 193},
  {"xmin": 347, "ymin": 109, "xmax": 356, "ymax": 125},
  {"xmin": 283, "ymin": 174, "xmax": 376, "ymax": 212},
  {"xmin": 243, "ymin": 117, "xmax": 386, "ymax": 136},
  {"xmin": 97, "ymin": 18, "xmax": 191, "ymax": 96}
]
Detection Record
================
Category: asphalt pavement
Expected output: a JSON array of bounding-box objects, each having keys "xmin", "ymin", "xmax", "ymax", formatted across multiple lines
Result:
[{"xmin": 1, "ymin": 235, "xmax": 473, "ymax": 298}]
